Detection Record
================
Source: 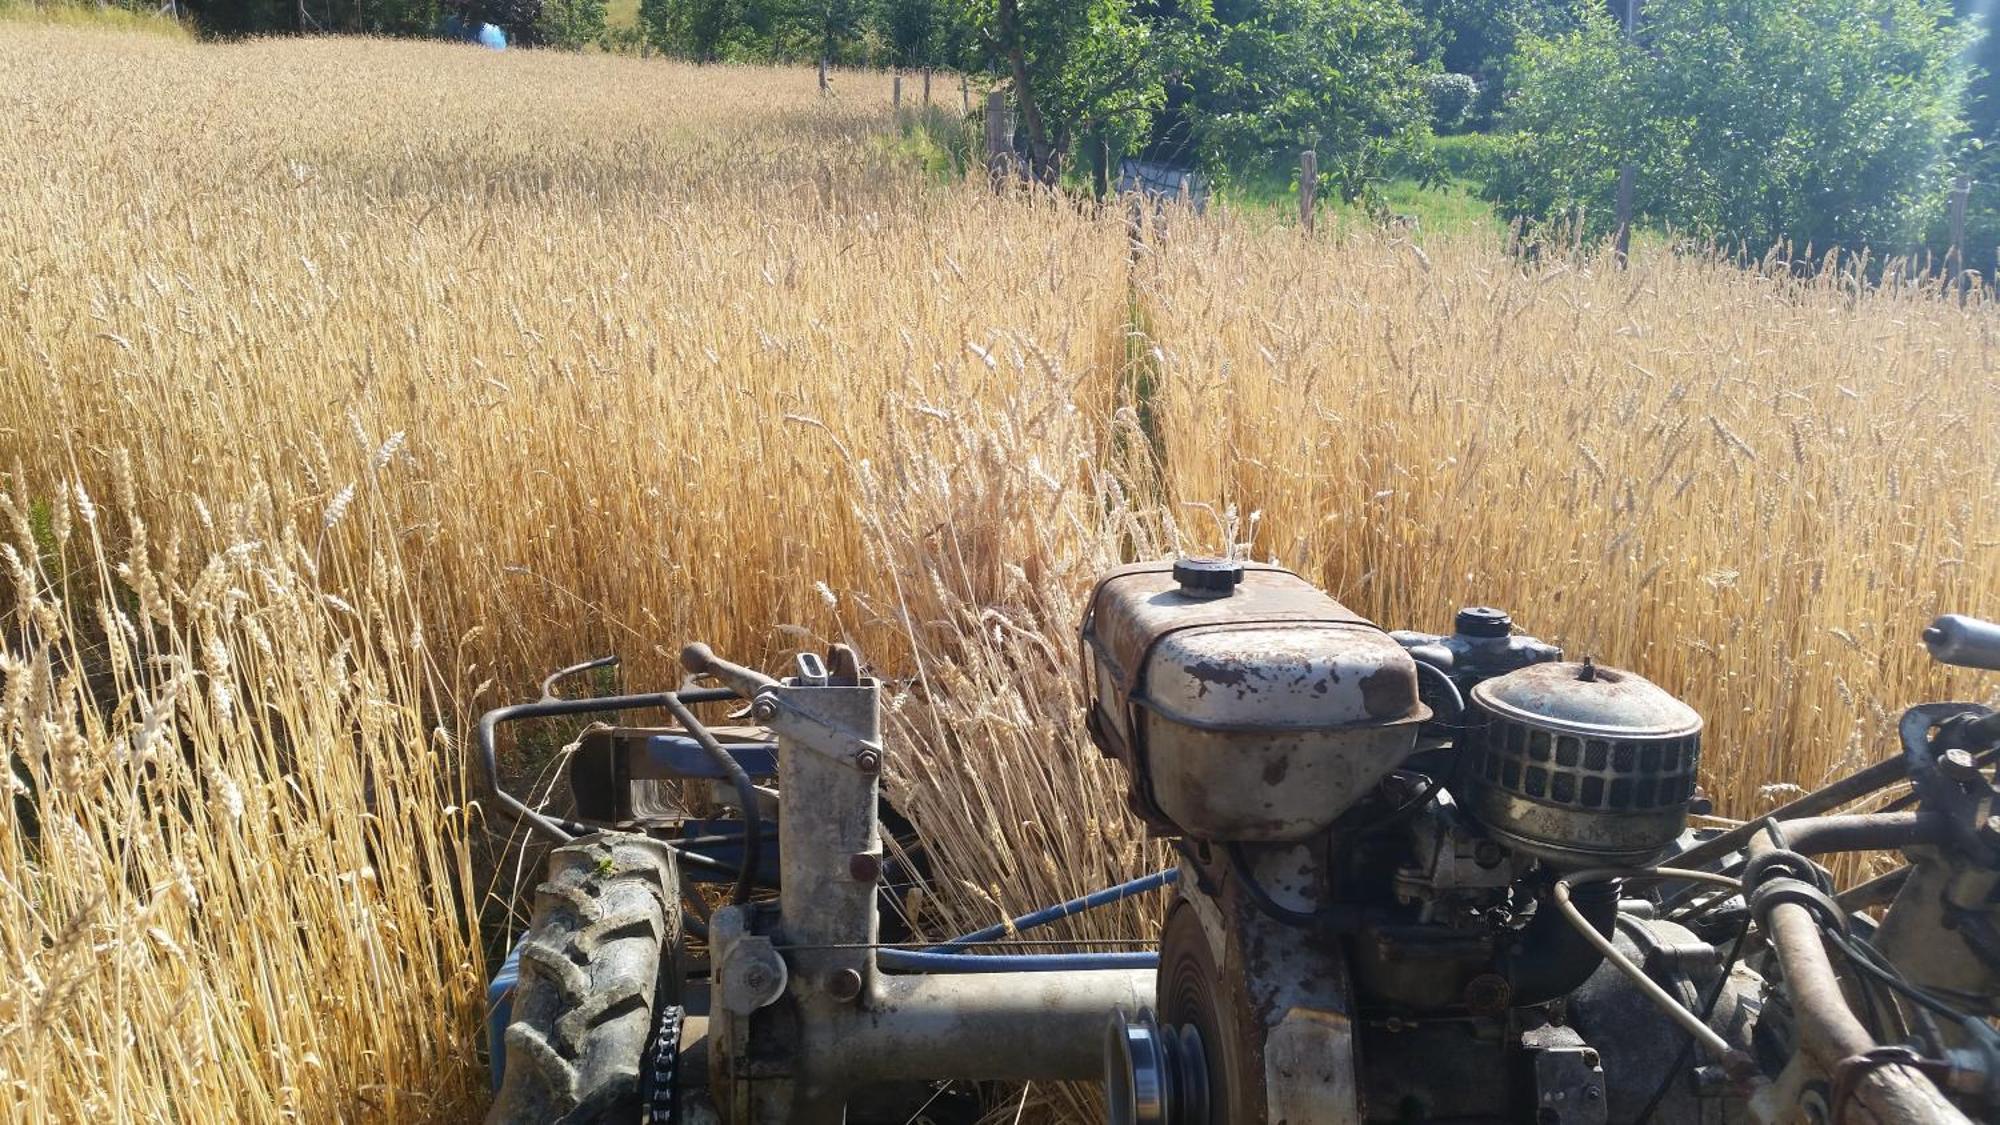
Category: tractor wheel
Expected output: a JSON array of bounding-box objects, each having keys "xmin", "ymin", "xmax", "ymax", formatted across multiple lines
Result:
[{"xmin": 488, "ymin": 832, "xmax": 684, "ymax": 1125}]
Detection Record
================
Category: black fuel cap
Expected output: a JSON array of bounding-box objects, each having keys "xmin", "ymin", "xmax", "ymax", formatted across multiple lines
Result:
[
  {"xmin": 1173, "ymin": 557, "xmax": 1244, "ymax": 596},
  {"xmin": 1455, "ymin": 606, "xmax": 1512, "ymax": 638}
]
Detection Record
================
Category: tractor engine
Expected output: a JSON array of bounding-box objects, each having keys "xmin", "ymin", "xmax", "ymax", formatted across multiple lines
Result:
[{"xmin": 1085, "ymin": 559, "xmax": 1746, "ymax": 1124}]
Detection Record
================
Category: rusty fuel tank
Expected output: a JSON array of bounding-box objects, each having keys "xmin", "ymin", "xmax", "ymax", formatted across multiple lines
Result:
[{"xmin": 1081, "ymin": 558, "xmax": 1428, "ymax": 841}]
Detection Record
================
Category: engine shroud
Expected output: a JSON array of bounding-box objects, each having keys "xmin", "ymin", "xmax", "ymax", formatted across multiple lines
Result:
[{"xmin": 1463, "ymin": 661, "xmax": 1703, "ymax": 867}]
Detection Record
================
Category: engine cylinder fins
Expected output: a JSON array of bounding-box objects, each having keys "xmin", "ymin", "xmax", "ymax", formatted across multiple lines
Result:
[
  {"xmin": 1105, "ymin": 1008, "xmax": 1209, "ymax": 1125},
  {"xmin": 1464, "ymin": 661, "xmax": 1703, "ymax": 868}
]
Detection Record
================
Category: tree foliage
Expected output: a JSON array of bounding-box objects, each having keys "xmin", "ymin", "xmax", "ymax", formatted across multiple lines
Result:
[
  {"xmin": 1420, "ymin": 71, "xmax": 1477, "ymax": 130},
  {"xmin": 1191, "ymin": 0, "xmax": 1430, "ymax": 184},
  {"xmin": 1495, "ymin": 0, "xmax": 1970, "ymax": 254},
  {"xmin": 534, "ymin": 0, "xmax": 605, "ymax": 47},
  {"xmin": 1410, "ymin": 0, "xmax": 1588, "ymax": 124},
  {"xmin": 636, "ymin": 0, "xmax": 883, "ymax": 62}
]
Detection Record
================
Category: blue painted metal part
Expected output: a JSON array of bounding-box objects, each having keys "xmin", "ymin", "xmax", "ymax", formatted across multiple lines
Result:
[
  {"xmin": 643, "ymin": 734, "xmax": 778, "ymax": 781},
  {"xmin": 928, "ymin": 867, "xmax": 1179, "ymax": 953},
  {"xmin": 475, "ymin": 22, "xmax": 507, "ymax": 49},
  {"xmin": 487, "ymin": 937, "xmax": 524, "ymax": 1091},
  {"xmin": 878, "ymin": 948, "xmax": 1159, "ymax": 973}
]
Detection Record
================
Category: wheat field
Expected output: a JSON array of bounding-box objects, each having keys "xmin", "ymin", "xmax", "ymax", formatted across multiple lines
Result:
[{"xmin": 1, "ymin": 22, "xmax": 1995, "ymax": 1123}]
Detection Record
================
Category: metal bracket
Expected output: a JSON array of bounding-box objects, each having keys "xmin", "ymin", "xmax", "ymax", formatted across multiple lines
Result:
[
  {"xmin": 1521, "ymin": 1022, "xmax": 1608, "ymax": 1125},
  {"xmin": 718, "ymin": 936, "xmax": 788, "ymax": 1016}
]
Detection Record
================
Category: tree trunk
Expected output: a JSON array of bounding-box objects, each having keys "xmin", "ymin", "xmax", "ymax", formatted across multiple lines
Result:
[{"xmin": 997, "ymin": 0, "xmax": 1056, "ymax": 184}]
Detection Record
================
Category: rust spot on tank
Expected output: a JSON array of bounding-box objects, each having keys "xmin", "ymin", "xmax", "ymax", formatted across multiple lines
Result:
[
  {"xmin": 1184, "ymin": 659, "xmax": 1250, "ymax": 688},
  {"xmin": 1261, "ymin": 756, "xmax": 1289, "ymax": 785},
  {"xmin": 1358, "ymin": 665, "xmax": 1414, "ymax": 718}
]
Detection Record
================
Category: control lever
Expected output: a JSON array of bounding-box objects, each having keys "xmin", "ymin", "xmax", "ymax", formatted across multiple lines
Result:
[
  {"xmin": 1923, "ymin": 615, "xmax": 2000, "ymax": 671},
  {"xmin": 681, "ymin": 642, "xmax": 783, "ymax": 699}
]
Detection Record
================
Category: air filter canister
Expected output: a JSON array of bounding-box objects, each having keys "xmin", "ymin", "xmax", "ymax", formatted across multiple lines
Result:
[{"xmin": 1463, "ymin": 661, "xmax": 1702, "ymax": 868}]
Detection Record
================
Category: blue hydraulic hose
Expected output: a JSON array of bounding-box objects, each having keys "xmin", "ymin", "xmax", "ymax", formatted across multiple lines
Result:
[
  {"xmin": 927, "ymin": 867, "xmax": 1180, "ymax": 954},
  {"xmin": 879, "ymin": 948, "xmax": 1158, "ymax": 973}
]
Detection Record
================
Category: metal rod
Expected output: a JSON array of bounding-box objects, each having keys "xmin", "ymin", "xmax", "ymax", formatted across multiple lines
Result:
[
  {"xmin": 1671, "ymin": 757, "xmax": 1912, "ymax": 872},
  {"xmin": 1747, "ymin": 825, "xmax": 1973, "ymax": 1121},
  {"xmin": 1554, "ymin": 867, "xmax": 1742, "ymax": 1061},
  {"xmin": 662, "ymin": 693, "xmax": 765, "ymax": 905},
  {"xmin": 1659, "ymin": 758, "xmax": 1915, "ymax": 917},
  {"xmin": 681, "ymin": 641, "xmax": 781, "ymax": 700},
  {"xmin": 1671, "ymin": 812, "xmax": 1946, "ymax": 923},
  {"xmin": 928, "ymin": 868, "xmax": 1179, "ymax": 953},
  {"xmin": 879, "ymin": 948, "xmax": 1157, "ymax": 973}
]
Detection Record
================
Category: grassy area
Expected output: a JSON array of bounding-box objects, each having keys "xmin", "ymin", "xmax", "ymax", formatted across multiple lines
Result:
[
  {"xmin": 0, "ymin": 0, "xmax": 190, "ymax": 36},
  {"xmin": 878, "ymin": 102, "xmax": 980, "ymax": 180},
  {"xmin": 1216, "ymin": 138, "xmax": 1501, "ymax": 237}
]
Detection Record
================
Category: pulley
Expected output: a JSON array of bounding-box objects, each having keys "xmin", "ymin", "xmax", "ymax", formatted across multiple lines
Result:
[{"xmin": 1105, "ymin": 1007, "xmax": 1209, "ymax": 1125}]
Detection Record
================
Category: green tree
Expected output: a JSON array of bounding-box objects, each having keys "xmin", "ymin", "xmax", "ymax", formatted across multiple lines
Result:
[
  {"xmin": 1411, "ymin": 0, "xmax": 1590, "ymax": 124},
  {"xmin": 1190, "ymin": 0, "xmax": 1432, "ymax": 199},
  {"xmin": 957, "ymin": 0, "xmax": 1181, "ymax": 181},
  {"xmin": 1497, "ymin": 0, "xmax": 1970, "ymax": 255},
  {"xmin": 954, "ymin": 0, "xmax": 1428, "ymax": 193},
  {"xmin": 537, "ymin": 0, "xmax": 606, "ymax": 46},
  {"xmin": 771, "ymin": 0, "xmax": 877, "ymax": 63},
  {"xmin": 880, "ymin": 0, "xmax": 952, "ymax": 65}
]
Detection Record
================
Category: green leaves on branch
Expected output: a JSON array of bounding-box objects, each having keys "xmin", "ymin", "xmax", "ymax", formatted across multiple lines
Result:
[
  {"xmin": 1194, "ymin": 0, "xmax": 1432, "ymax": 194},
  {"xmin": 1494, "ymin": 0, "xmax": 1971, "ymax": 255}
]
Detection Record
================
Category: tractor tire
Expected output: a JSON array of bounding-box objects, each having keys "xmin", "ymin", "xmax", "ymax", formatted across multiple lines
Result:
[{"xmin": 487, "ymin": 832, "xmax": 683, "ymax": 1125}]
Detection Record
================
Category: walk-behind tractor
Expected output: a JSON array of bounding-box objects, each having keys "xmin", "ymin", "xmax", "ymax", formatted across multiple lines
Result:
[{"xmin": 478, "ymin": 558, "xmax": 2000, "ymax": 1124}]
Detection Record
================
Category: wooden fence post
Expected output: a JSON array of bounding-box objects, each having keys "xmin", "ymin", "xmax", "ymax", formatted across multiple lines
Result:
[
  {"xmin": 923, "ymin": 68, "xmax": 932, "ymax": 106},
  {"xmin": 818, "ymin": 57, "xmax": 829, "ymax": 96},
  {"xmin": 1299, "ymin": 149, "xmax": 1318, "ymax": 234},
  {"xmin": 1091, "ymin": 128, "xmax": 1110, "ymax": 201},
  {"xmin": 985, "ymin": 90, "xmax": 1011, "ymax": 186},
  {"xmin": 961, "ymin": 75, "xmax": 970, "ymax": 117},
  {"xmin": 892, "ymin": 73, "xmax": 902, "ymax": 109},
  {"xmin": 1949, "ymin": 174, "xmax": 1972, "ymax": 287}
]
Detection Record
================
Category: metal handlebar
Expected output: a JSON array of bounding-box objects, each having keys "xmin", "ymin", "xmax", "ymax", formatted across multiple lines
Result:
[
  {"xmin": 1925, "ymin": 614, "xmax": 2000, "ymax": 671},
  {"xmin": 475, "ymin": 685, "xmax": 738, "ymax": 845}
]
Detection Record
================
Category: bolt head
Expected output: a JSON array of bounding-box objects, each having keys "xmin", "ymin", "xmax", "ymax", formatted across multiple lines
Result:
[
  {"xmin": 751, "ymin": 696, "xmax": 780, "ymax": 723},
  {"xmin": 1461, "ymin": 972, "xmax": 1512, "ymax": 1015},
  {"xmin": 1941, "ymin": 747, "xmax": 1982, "ymax": 783},
  {"xmin": 827, "ymin": 967, "xmax": 864, "ymax": 1001},
  {"xmin": 855, "ymin": 749, "xmax": 882, "ymax": 774},
  {"xmin": 743, "ymin": 964, "xmax": 772, "ymax": 990}
]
